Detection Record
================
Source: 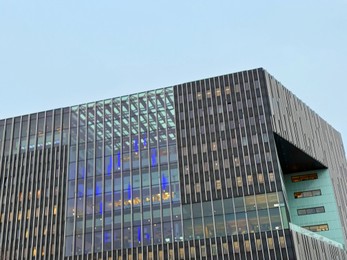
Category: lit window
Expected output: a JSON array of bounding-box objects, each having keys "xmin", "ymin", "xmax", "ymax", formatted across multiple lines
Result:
[
  {"xmin": 212, "ymin": 142, "xmax": 217, "ymax": 151},
  {"xmin": 233, "ymin": 241, "xmax": 240, "ymax": 253},
  {"xmin": 303, "ymin": 224, "xmax": 329, "ymax": 232},
  {"xmin": 247, "ymin": 175, "xmax": 253, "ymax": 185},
  {"xmin": 269, "ymin": 172, "xmax": 275, "ymax": 182},
  {"xmin": 190, "ymin": 247, "xmax": 195, "ymax": 257},
  {"xmin": 291, "ymin": 173, "xmax": 318, "ymax": 183},
  {"xmin": 294, "ymin": 189, "xmax": 321, "ymax": 199},
  {"xmin": 195, "ymin": 183, "xmax": 201, "ymax": 193},
  {"xmin": 267, "ymin": 237, "xmax": 274, "ymax": 249},
  {"xmin": 279, "ymin": 236, "xmax": 286, "ymax": 248},
  {"xmin": 53, "ymin": 205, "xmax": 57, "ymax": 215},
  {"xmin": 256, "ymin": 239, "xmax": 262, "ymax": 250},
  {"xmin": 179, "ymin": 248, "xmax": 184, "ymax": 259},
  {"xmin": 225, "ymin": 86, "xmax": 231, "ymax": 94},
  {"xmin": 216, "ymin": 88, "xmax": 221, "ymax": 96},
  {"xmin": 258, "ymin": 173, "xmax": 264, "ymax": 183},
  {"xmin": 236, "ymin": 177, "xmax": 243, "ymax": 187},
  {"xmin": 185, "ymin": 185, "xmax": 190, "ymax": 194},
  {"xmin": 216, "ymin": 180, "xmax": 221, "ymax": 190},
  {"xmin": 244, "ymin": 240, "xmax": 251, "ymax": 252},
  {"xmin": 33, "ymin": 247, "xmax": 36, "ymax": 257},
  {"xmin": 234, "ymin": 157, "xmax": 240, "ymax": 166}
]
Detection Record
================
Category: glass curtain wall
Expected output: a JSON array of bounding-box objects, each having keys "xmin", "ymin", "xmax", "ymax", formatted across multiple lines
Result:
[{"xmin": 65, "ymin": 87, "xmax": 181, "ymax": 256}]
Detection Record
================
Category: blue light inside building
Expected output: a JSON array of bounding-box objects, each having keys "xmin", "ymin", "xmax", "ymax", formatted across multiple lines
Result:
[
  {"xmin": 145, "ymin": 232, "xmax": 150, "ymax": 241},
  {"xmin": 117, "ymin": 151, "xmax": 121, "ymax": 168},
  {"xmin": 96, "ymin": 184, "xmax": 101, "ymax": 195},
  {"xmin": 138, "ymin": 227, "xmax": 141, "ymax": 242},
  {"xmin": 107, "ymin": 156, "xmax": 112, "ymax": 175},
  {"xmin": 99, "ymin": 201, "xmax": 103, "ymax": 215},
  {"xmin": 143, "ymin": 134, "xmax": 147, "ymax": 147},
  {"xmin": 162, "ymin": 174, "xmax": 168, "ymax": 191},
  {"xmin": 151, "ymin": 148, "xmax": 157, "ymax": 166},
  {"xmin": 78, "ymin": 184, "xmax": 84, "ymax": 197},
  {"xmin": 134, "ymin": 137, "xmax": 139, "ymax": 152},
  {"xmin": 81, "ymin": 167, "xmax": 85, "ymax": 179},
  {"xmin": 127, "ymin": 183, "xmax": 132, "ymax": 200},
  {"xmin": 104, "ymin": 231, "xmax": 111, "ymax": 243}
]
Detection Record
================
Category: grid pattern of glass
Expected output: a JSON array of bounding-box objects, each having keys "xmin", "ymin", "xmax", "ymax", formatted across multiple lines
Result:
[
  {"xmin": 65, "ymin": 87, "xmax": 181, "ymax": 256},
  {"xmin": 0, "ymin": 109, "xmax": 68, "ymax": 259}
]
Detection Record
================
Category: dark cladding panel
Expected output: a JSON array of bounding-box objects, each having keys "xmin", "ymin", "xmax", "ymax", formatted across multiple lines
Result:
[
  {"xmin": 265, "ymin": 71, "xmax": 347, "ymax": 245},
  {"xmin": 0, "ymin": 110, "xmax": 68, "ymax": 259}
]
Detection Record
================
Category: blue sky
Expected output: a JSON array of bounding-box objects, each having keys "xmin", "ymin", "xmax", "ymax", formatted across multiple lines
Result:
[{"xmin": 0, "ymin": 1, "xmax": 346, "ymax": 151}]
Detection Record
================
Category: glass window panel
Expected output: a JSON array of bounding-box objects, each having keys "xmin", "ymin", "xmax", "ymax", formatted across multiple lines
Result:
[
  {"xmin": 123, "ymin": 227, "xmax": 132, "ymax": 248},
  {"xmin": 114, "ymin": 229, "xmax": 122, "ymax": 249},
  {"xmin": 204, "ymin": 216, "xmax": 214, "ymax": 238},
  {"xmin": 94, "ymin": 231, "xmax": 103, "ymax": 252},
  {"xmin": 84, "ymin": 233, "xmax": 92, "ymax": 254},
  {"xmin": 215, "ymin": 215, "xmax": 225, "ymax": 236},
  {"xmin": 65, "ymin": 236, "xmax": 73, "ymax": 256}
]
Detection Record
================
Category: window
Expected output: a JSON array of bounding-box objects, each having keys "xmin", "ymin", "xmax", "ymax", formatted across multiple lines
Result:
[
  {"xmin": 216, "ymin": 88, "xmax": 221, "ymax": 96},
  {"xmin": 195, "ymin": 183, "xmax": 201, "ymax": 193},
  {"xmin": 179, "ymin": 248, "xmax": 184, "ymax": 259},
  {"xmin": 297, "ymin": 206, "xmax": 325, "ymax": 216},
  {"xmin": 244, "ymin": 240, "xmax": 251, "ymax": 252},
  {"xmin": 226, "ymin": 178, "xmax": 232, "ymax": 188},
  {"xmin": 294, "ymin": 189, "xmax": 321, "ymax": 199},
  {"xmin": 303, "ymin": 224, "xmax": 329, "ymax": 232},
  {"xmin": 279, "ymin": 236, "xmax": 286, "ymax": 248},
  {"xmin": 236, "ymin": 177, "xmax": 243, "ymax": 187},
  {"xmin": 233, "ymin": 241, "xmax": 240, "ymax": 253},
  {"xmin": 267, "ymin": 237, "xmax": 274, "ymax": 249},
  {"xmin": 222, "ymin": 243, "xmax": 228, "ymax": 254},
  {"xmin": 258, "ymin": 173, "xmax": 264, "ymax": 183},
  {"xmin": 269, "ymin": 172, "xmax": 275, "ymax": 182},
  {"xmin": 211, "ymin": 245, "xmax": 217, "ymax": 255},
  {"xmin": 291, "ymin": 173, "xmax": 318, "ymax": 183},
  {"xmin": 216, "ymin": 180, "xmax": 221, "ymax": 190},
  {"xmin": 200, "ymin": 245, "xmax": 206, "ymax": 256},
  {"xmin": 190, "ymin": 247, "xmax": 195, "ymax": 257},
  {"xmin": 247, "ymin": 175, "xmax": 253, "ymax": 185}
]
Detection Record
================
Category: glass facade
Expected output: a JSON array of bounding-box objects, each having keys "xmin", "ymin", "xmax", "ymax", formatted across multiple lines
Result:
[{"xmin": 64, "ymin": 88, "xmax": 182, "ymax": 256}]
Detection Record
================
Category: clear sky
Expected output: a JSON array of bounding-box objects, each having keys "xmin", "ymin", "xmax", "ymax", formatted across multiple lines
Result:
[{"xmin": 0, "ymin": 1, "xmax": 346, "ymax": 152}]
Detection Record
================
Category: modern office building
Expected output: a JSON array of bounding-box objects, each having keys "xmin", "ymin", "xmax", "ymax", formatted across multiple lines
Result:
[{"xmin": 0, "ymin": 68, "xmax": 347, "ymax": 259}]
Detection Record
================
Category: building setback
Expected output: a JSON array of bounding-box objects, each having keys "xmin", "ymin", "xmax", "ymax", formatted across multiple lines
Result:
[{"xmin": 0, "ymin": 68, "xmax": 346, "ymax": 259}]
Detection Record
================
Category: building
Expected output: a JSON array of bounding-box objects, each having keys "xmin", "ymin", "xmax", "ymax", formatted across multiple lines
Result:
[{"xmin": 0, "ymin": 68, "xmax": 347, "ymax": 259}]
